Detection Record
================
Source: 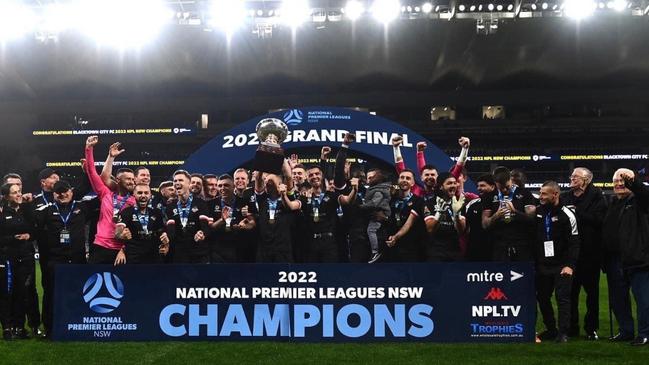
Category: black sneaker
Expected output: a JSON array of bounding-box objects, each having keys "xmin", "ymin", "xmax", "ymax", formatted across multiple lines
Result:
[
  {"xmin": 12, "ymin": 328, "xmax": 29, "ymax": 340},
  {"xmin": 2, "ymin": 329, "xmax": 12, "ymax": 341},
  {"xmin": 585, "ymin": 331, "xmax": 599, "ymax": 341},
  {"xmin": 368, "ymin": 252, "xmax": 382, "ymax": 264},
  {"xmin": 555, "ymin": 333, "xmax": 569, "ymax": 343},
  {"xmin": 609, "ymin": 332, "xmax": 634, "ymax": 342},
  {"xmin": 538, "ymin": 330, "xmax": 559, "ymax": 341},
  {"xmin": 630, "ymin": 337, "xmax": 649, "ymax": 346}
]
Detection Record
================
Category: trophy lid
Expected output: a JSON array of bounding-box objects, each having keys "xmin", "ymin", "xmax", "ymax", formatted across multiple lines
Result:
[{"xmin": 256, "ymin": 118, "xmax": 288, "ymax": 145}]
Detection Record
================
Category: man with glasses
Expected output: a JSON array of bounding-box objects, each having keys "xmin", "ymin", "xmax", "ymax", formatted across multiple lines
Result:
[{"xmin": 561, "ymin": 168, "xmax": 607, "ymax": 340}]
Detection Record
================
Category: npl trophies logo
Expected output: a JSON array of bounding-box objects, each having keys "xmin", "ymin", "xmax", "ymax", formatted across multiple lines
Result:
[{"xmin": 82, "ymin": 272, "xmax": 124, "ymax": 314}]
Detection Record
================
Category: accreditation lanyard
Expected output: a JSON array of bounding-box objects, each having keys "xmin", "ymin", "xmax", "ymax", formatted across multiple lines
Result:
[
  {"xmin": 312, "ymin": 192, "xmax": 325, "ymax": 221},
  {"xmin": 544, "ymin": 213, "xmax": 553, "ymax": 241},
  {"xmin": 221, "ymin": 197, "xmax": 236, "ymax": 228},
  {"xmin": 498, "ymin": 186, "xmax": 516, "ymax": 203},
  {"xmin": 41, "ymin": 190, "xmax": 51, "ymax": 205},
  {"xmin": 268, "ymin": 198, "xmax": 279, "ymax": 223},
  {"xmin": 137, "ymin": 208, "xmax": 150, "ymax": 234},
  {"xmin": 395, "ymin": 192, "xmax": 413, "ymax": 224},
  {"xmin": 112, "ymin": 193, "xmax": 130, "ymax": 220},
  {"xmin": 177, "ymin": 194, "xmax": 193, "ymax": 228},
  {"xmin": 54, "ymin": 201, "xmax": 75, "ymax": 229},
  {"xmin": 54, "ymin": 201, "xmax": 75, "ymax": 244}
]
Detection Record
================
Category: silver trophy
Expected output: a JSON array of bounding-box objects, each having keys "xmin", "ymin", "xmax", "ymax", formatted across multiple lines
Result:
[{"xmin": 253, "ymin": 118, "xmax": 288, "ymax": 173}]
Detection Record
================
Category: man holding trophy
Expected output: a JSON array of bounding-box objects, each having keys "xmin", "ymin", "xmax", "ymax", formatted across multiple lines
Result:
[{"xmin": 250, "ymin": 118, "xmax": 302, "ymax": 262}]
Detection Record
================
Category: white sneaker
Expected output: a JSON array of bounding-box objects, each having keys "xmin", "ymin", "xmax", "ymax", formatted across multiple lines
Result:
[{"xmin": 368, "ymin": 252, "xmax": 382, "ymax": 264}]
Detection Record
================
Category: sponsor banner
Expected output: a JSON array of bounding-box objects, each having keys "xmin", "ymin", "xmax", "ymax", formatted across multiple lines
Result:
[
  {"xmin": 181, "ymin": 106, "xmax": 473, "ymax": 189},
  {"xmin": 54, "ymin": 263, "xmax": 535, "ymax": 342},
  {"xmin": 32, "ymin": 127, "xmax": 195, "ymax": 137}
]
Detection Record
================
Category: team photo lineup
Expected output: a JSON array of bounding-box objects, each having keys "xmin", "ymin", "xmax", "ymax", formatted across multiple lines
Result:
[
  {"xmin": 1, "ymin": 128, "xmax": 648, "ymax": 346},
  {"xmin": 2, "ymin": 0, "xmax": 649, "ymax": 363}
]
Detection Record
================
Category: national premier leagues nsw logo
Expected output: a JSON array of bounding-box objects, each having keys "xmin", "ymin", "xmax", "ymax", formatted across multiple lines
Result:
[
  {"xmin": 83, "ymin": 272, "xmax": 124, "ymax": 314},
  {"xmin": 283, "ymin": 109, "xmax": 303, "ymax": 126}
]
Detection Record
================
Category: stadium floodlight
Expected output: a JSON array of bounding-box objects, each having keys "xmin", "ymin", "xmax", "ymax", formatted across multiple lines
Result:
[
  {"xmin": 0, "ymin": 1, "xmax": 36, "ymax": 42},
  {"xmin": 344, "ymin": 0, "xmax": 365, "ymax": 20},
  {"xmin": 279, "ymin": 0, "xmax": 311, "ymax": 27},
  {"xmin": 563, "ymin": 0, "xmax": 597, "ymax": 19},
  {"xmin": 209, "ymin": 0, "xmax": 247, "ymax": 35},
  {"xmin": 39, "ymin": 3, "xmax": 74, "ymax": 35},
  {"xmin": 74, "ymin": 0, "xmax": 172, "ymax": 49},
  {"xmin": 422, "ymin": 2, "xmax": 434, "ymax": 13},
  {"xmin": 488, "ymin": 3, "xmax": 495, "ymax": 11},
  {"xmin": 507, "ymin": 4, "xmax": 514, "ymax": 10},
  {"xmin": 542, "ymin": 2, "xmax": 549, "ymax": 9},
  {"xmin": 611, "ymin": 0, "xmax": 627, "ymax": 11},
  {"xmin": 470, "ymin": 5, "xmax": 477, "ymax": 11},
  {"xmin": 531, "ymin": 4, "xmax": 538, "ymax": 10},
  {"xmin": 371, "ymin": 0, "xmax": 402, "ymax": 24},
  {"xmin": 459, "ymin": 4, "xmax": 466, "ymax": 11},
  {"xmin": 496, "ymin": 4, "xmax": 504, "ymax": 10}
]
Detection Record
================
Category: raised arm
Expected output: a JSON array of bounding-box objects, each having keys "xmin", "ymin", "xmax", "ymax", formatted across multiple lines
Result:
[
  {"xmin": 339, "ymin": 178, "xmax": 359, "ymax": 206},
  {"xmin": 84, "ymin": 136, "xmax": 110, "ymax": 197},
  {"xmin": 450, "ymin": 137, "xmax": 470, "ymax": 181},
  {"xmin": 416, "ymin": 142, "xmax": 427, "ymax": 174},
  {"xmin": 281, "ymin": 159, "xmax": 294, "ymax": 192},
  {"xmin": 624, "ymin": 172, "xmax": 649, "ymax": 213},
  {"xmin": 100, "ymin": 142, "xmax": 124, "ymax": 191},
  {"xmin": 320, "ymin": 146, "xmax": 331, "ymax": 191},
  {"xmin": 392, "ymin": 135, "xmax": 406, "ymax": 173},
  {"xmin": 334, "ymin": 133, "xmax": 355, "ymax": 190},
  {"xmin": 254, "ymin": 171, "xmax": 264, "ymax": 194},
  {"xmin": 279, "ymin": 183, "xmax": 301, "ymax": 211}
]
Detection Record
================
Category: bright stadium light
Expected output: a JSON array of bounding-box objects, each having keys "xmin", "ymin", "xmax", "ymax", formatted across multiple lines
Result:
[
  {"xmin": 470, "ymin": 5, "xmax": 477, "ymax": 11},
  {"xmin": 459, "ymin": 4, "xmax": 466, "ymax": 11},
  {"xmin": 422, "ymin": 2, "xmax": 434, "ymax": 13},
  {"xmin": 542, "ymin": 2, "xmax": 549, "ymax": 9},
  {"xmin": 74, "ymin": 0, "xmax": 172, "ymax": 49},
  {"xmin": 209, "ymin": 0, "xmax": 247, "ymax": 34},
  {"xmin": 344, "ymin": 0, "xmax": 365, "ymax": 20},
  {"xmin": 0, "ymin": 2, "xmax": 36, "ymax": 42},
  {"xmin": 39, "ymin": 3, "xmax": 75, "ymax": 35},
  {"xmin": 563, "ymin": 0, "xmax": 597, "ymax": 19},
  {"xmin": 371, "ymin": 0, "xmax": 402, "ymax": 24},
  {"xmin": 488, "ymin": 3, "xmax": 495, "ymax": 11},
  {"xmin": 279, "ymin": 0, "xmax": 311, "ymax": 27},
  {"xmin": 611, "ymin": 0, "xmax": 627, "ymax": 11}
]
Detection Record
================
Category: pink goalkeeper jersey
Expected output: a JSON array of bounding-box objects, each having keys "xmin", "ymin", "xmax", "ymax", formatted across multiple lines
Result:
[{"xmin": 84, "ymin": 146, "xmax": 135, "ymax": 250}]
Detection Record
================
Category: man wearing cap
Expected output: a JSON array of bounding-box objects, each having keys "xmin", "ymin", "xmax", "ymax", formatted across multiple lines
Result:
[
  {"xmin": 83, "ymin": 136, "xmax": 136, "ymax": 264},
  {"xmin": 35, "ymin": 180, "xmax": 90, "ymax": 338}
]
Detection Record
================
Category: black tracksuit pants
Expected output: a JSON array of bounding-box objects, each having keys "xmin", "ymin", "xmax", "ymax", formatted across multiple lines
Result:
[{"xmin": 536, "ymin": 268, "xmax": 573, "ymax": 334}]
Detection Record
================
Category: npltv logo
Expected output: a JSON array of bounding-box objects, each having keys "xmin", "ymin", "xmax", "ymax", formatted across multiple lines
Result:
[{"xmin": 83, "ymin": 272, "xmax": 124, "ymax": 314}]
